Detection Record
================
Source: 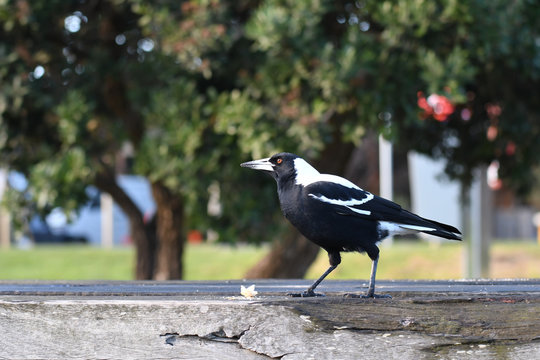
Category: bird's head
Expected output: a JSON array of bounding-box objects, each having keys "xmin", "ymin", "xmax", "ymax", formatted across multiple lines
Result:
[{"xmin": 240, "ymin": 152, "xmax": 300, "ymax": 181}]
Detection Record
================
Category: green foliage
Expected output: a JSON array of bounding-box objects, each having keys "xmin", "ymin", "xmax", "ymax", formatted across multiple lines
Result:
[
  {"xmin": 389, "ymin": 0, "xmax": 540, "ymax": 191},
  {"xmin": 0, "ymin": 0, "xmax": 539, "ymax": 246},
  {"xmin": 136, "ymin": 79, "xmax": 209, "ymax": 189},
  {"xmin": 30, "ymin": 148, "xmax": 90, "ymax": 213}
]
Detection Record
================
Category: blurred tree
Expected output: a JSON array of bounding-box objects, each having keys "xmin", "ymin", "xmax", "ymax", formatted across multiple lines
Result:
[
  {"xmin": 226, "ymin": 0, "xmax": 539, "ymax": 275},
  {"xmin": 0, "ymin": 0, "xmax": 322, "ymax": 279},
  {"xmin": 338, "ymin": 0, "xmax": 540, "ymax": 194},
  {"xmin": 1, "ymin": 0, "xmax": 539, "ymax": 280},
  {"xmin": 0, "ymin": 0, "xmax": 163, "ymax": 278}
]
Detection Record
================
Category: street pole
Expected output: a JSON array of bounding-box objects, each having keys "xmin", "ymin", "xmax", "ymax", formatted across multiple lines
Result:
[
  {"xmin": 379, "ymin": 134, "xmax": 393, "ymax": 246},
  {"xmin": 101, "ymin": 192, "xmax": 114, "ymax": 248},
  {"xmin": 0, "ymin": 169, "xmax": 10, "ymax": 249},
  {"xmin": 466, "ymin": 166, "xmax": 491, "ymax": 278}
]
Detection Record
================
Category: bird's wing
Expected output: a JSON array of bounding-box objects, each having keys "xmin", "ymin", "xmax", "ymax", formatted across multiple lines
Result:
[
  {"xmin": 306, "ymin": 181, "xmax": 393, "ymax": 217},
  {"xmin": 306, "ymin": 181, "xmax": 461, "ymax": 240}
]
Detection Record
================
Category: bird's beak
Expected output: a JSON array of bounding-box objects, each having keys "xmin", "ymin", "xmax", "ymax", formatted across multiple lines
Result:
[{"xmin": 240, "ymin": 157, "xmax": 274, "ymax": 172}]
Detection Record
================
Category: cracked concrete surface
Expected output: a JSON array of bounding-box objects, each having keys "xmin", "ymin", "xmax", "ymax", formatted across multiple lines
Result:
[{"xmin": 0, "ymin": 280, "xmax": 539, "ymax": 359}]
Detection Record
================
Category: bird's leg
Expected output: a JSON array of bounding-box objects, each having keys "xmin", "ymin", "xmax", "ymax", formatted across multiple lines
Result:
[
  {"xmin": 344, "ymin": 256, "xmax": 391, "ymax": 299},
  {"xmin": 288, "ymin": 252, "xmax": 340, "ymax": 297},
  {"xmin": 289, "ymin": 264, "xmax": 336, "ymax": 297},
  {"xmin": 363, "ymin": 257, "xmax": 391, "ymax": 298},
  {"xmin": 365, "ymin": 257, "xmax": 378, "ymax": 297}
]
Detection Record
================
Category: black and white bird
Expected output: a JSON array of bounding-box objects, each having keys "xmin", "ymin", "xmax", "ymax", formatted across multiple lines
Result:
[{"xmin": 241, "ymin": 152, "xmax": 462, "ymax": 298}]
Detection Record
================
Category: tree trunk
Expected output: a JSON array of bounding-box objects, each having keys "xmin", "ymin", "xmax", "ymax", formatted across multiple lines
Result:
[
  {"xmin": 151, "ymin": 181, "xmax": 185, "ymax": 280},
  {"xmin": 341, "ymin": 131, "xmax": 383, "ymax": 195},
  {"xmin": 95, "ymin": 172, "xmax": 156, "ymax": 280},
  {"xmin": 245, "ymin": 115, "xmax": 356, "ymax": 279}
]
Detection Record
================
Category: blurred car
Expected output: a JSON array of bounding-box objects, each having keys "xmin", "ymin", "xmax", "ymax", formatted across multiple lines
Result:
[
  {"xmin": 29, "ymin": 213, "xmax": 88, "ymax": 244},
  {"xmin": 10, "ymin": 174, "xmax": 155, "ymax": 246}
]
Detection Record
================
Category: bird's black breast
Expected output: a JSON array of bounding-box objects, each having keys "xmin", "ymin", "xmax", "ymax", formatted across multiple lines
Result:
[{"xmin": 277, "ymin": 184, "xmax": 381, "ymax": 257}]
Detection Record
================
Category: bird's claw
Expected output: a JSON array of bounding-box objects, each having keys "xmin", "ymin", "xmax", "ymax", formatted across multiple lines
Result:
[
  {"xmin": 343, "ymin": 293, "xmax": 392, "ymax": 299},
  {"xmin": 287, "ymin": 290, "xmax": 325, "ymax": 298}
]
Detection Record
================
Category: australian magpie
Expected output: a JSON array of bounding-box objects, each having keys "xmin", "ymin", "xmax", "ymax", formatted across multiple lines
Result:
[{"xmin": 241, "ymin": 152, "xmax": 462, "ymax": 298}]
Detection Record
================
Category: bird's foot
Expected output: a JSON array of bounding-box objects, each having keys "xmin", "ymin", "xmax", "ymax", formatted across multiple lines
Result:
[
  {"xmin": 287, "ymin": 290, "xmax": 325, "ymax": 298},
  {"xmin": 343, "ymin": 293, "xmax": 392, "ymax": 299}
]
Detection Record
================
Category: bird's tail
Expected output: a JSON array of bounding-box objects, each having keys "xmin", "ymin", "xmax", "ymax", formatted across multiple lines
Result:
[
  {"xmin": 397, "ymin": 213, "xmax": 462, "ymax": 241},
  {"xmin": 423, "ymin": 217, "xmax": 462, "ymax": 240}
]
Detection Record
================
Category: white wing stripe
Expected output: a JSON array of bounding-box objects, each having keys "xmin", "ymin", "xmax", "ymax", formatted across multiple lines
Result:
[
  {"xmin": 379, "ymin": 221, "xmax": 437, "ymax": 236},
  {"xmin": 308, "ymin": 193, "xmax": 374, "ymax": 206},
  {"xmin": 345, "ymin": 206, "xmax": 371, "ymax": 216},
  {"xmin": 398, "ymin": 224, "xmax": 436, "ymax": 232}
]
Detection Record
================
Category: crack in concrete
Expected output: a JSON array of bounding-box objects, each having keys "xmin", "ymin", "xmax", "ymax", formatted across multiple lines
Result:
[
  {"xmin": 160, "ymin": 331, "xmax": 242, "ymax": 345},
  {"xmin": 159, "ymin": 326, "xmax": 277, "ymax": 358}
]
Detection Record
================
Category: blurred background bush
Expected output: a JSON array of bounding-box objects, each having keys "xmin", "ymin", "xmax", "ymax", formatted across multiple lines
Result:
[{"xmin": 0, "ymin": 0, "xmax": 539, "ymax": 280}]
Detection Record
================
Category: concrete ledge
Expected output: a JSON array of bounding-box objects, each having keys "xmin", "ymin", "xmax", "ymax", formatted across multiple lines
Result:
[{"xmin": 1, "ymin": 279, "xmax": 539, "ymax": 359}]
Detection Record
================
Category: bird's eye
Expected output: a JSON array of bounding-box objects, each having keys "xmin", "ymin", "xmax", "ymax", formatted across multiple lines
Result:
[{"xmin": 276, "ymin": 158, "xmax": 283, "ymax": 165}]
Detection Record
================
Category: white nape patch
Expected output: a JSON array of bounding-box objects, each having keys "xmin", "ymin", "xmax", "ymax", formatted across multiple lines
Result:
[
  {"xmin": 378, "ymin": 221, "xmax": 435, "ymax": 236},
  {"xmin": 293, "ymin": 158, "xmax": 321, "ymax": 186},
  {"xmin": 308, "ymin": 193, "xmax": 373, "ymax": 216},
  {"xmin": 294, "ymin": 158, "xmax": 362, "ymax": 190},
  {"xmin": 316, "ymin": 174, "xmax": 361, "ymax": 189}
]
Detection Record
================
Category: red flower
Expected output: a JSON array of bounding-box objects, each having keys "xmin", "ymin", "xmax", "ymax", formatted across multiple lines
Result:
[
  {"xmin": 505, "ymin": 141, "xmax": 516, "ymax": 156},
  {"xmin": 487, "ymin": 125, "xmax": 498, "ymax": 141},
  {"xmin": 417, "ymin": 92, "xmax": 455, "ymax": 122}
]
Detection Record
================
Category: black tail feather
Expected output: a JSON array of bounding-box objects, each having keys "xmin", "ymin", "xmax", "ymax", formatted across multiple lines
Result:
[{"xmin": 420, "ymin": 217, "xmax": 462, "ymax": 240}]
